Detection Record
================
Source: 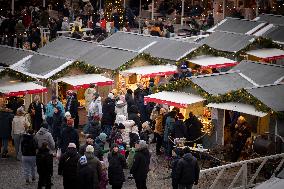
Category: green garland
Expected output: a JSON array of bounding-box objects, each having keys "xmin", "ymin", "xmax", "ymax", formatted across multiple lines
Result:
[
  {"xmin": 113, "ymin": 53, "xmax": 169, "ymax": 75},
  {"xmin": 156, "ymin": 78, "xmax": 272, "ymax": 113},
  {"xmin": 0, "ymin": 68, "xmax": 35, "ymax": 82},
  {"xmin": 177, "ymin": 37, "xmax": 284, "ymax": 67}
]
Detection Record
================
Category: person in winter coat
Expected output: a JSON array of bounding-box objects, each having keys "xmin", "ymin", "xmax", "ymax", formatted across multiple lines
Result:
[
  {"xmin": 101, "ymin": 94, "xmax": 116, "ymax": 137},
  {"xmin": 0, "ymin": 107, "xmax": 14, "ymax": 158},
  {"xmin": 34, "ymin": 123, "xmax": 55, "ymax": 152},
  {"xmin": 115, "ymin": 100, "xmax": 128, "ymax": 119},
  {"xmin": 99, "ymin": 161, "xmax": 108, "ymax": 189},
  {"xmin": 125, "ymin": 89, "xmax": 135, "ymax": 114},
  {"xmin": 140, "ymin": 121, "xmax": 151, "ymax": 144},
  {"xmin": 59, "ymin": 119, "xmax": 79, "ymax": 154},
  {"xmin": 134, "ymin": 84, "xmax": 148, "ymax": 123},
  {"xmin": 154, "ymin": 108, "xmax": 166, "ymax": 155},
  {"xmin": 36, "ymin": 142, "xmax": 53, "ymax": 189},
  {"xmin": 12, "ymin": 107, "xmax": 30, "ymax": 160},
  {"xmin": 15, "ymin": 20, "xmax": 25, "ymax": 48},
  {"xmin": 45, "ymin": 96, "xmax": 65, "ymax": 131},
  {"xmin": 48, "ymin": 18, "xmax": 57, "ymax": 41},
  {"xmin": 21, "ymin": 129, "xmax": 37, "ymax": 183},
  {"xmin": 82, "ymin": 115, "xmax": 102, "ymax": 140},
  {"xmin": 94, "ymin": 132, "xmax": 108, "ymax": 160},
  {"xmin": 66, "ymin": 92, "xmax": 79, "ymax": 129},
  {"xmin": 77, "ymin": 155, "xmax": 94, "ymax": 189},
  {"xmin": 171, "ymin": 148, "xmax": 184, "ymax": 189},
  {"xmin": 164, "ymin": 111, "xmax": 177, "ymax": 157},
  {"xmin": 52, "ymin": 106, "xmax": 64, "ymax": 146},
  {"xmin": 79, "ymin": 135, "xmax": 103, "ymax": 160},
  {"xmin": 108, "ymin": 144, "xmax": 127, "ymax": 189},
  {"xmin": 128, "ymin": 105, "xmax": 142, "ymax": 132},
  {"xmin": 58, "ymin": 143, "xmax": 80, "ymax": 189},
  {"xmin": 84, "ymin": 84, "xmax": 96, "ymax": 110},
  {"xmin": 85, "ymin": 145, "xmax": 103, "ymax": 188},
  {"xmin": 88, "ymin": 92, "xmax": 102, "ymax": 119},
  {"xmin": 184, "ymin": 112, "xmax": 203, "ymax": 145},
  {"xmin": 28, "ymin": 95, "xmax": 45, "ymax": 131},
  {"xmin": 130, "ymin": 140, "xmax": 151, "ymax": 189},
  {"xmin": 174, "ymin": 113, "xmax": 187, "ymax": 139},
  {"xmin": 129, "ymin": 125, "xmax": 140, "ymax": 148},
  {"xmin": 175, "ymin": 148, "xmax": 200, "ymax": 189}
]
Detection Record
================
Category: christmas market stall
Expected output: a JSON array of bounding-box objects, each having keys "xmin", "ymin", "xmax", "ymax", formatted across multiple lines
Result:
[
  {"xmin": 144, "ymin": 91, "xmax": 205, "ymax": 118},
  {"xmin": 101, "ymin": 31, "xmax": 201, "ymax": 62},
  {"xmin": 55, "ymin": 74, "xmax": 114, "ymax": 108},
  {"xmin": 254, "ymin": 14, "xmax": 284, "ymax": 27},
  {"xmin": 119, "ymin": 64, "xmax": 177, "ymax": 92},
  {"xmin": 207, "ymin": 17, "xmax": 267, "ymax": 35},
  {"xmin": 246, "ymin": 84, "xmax": 284, "ymax": 154},
  {"xmin": 255, "ymin": 24, "xmax": 284, "ymax": 45},
  {"xmin": 246, "ymin": 48, "xmax": 284, "ymax": 65},
  {"xmin": 187, "ymin": 55, "xmax": 238, "ymax": 73}
]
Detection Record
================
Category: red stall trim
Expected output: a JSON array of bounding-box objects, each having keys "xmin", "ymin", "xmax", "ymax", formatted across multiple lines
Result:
[
  {"xmin": 144, "ymin": 97, "xmax": 187, "ymax": 108},
  {"xmin": 5, "ymin": 88, "xmax": 48, "ymax": 97},
  {"xmin": 71, "ymin": 80, "xmax": 114, "ymax": 90},
  {"xmin": 201, "ymin": 62, "xmax": 238, "ymax": 69}
]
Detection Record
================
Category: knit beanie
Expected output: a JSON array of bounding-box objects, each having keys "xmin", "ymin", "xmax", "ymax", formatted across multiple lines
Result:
[
  {"xmin": 98, "ymin": 133, "xmax": 107, "ymax": 142},
  {"xmin": 86, "ymin": 145, "xmax": 94, "ymax": 153}
]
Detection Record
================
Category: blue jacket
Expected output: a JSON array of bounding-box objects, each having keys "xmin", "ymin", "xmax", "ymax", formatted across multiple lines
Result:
[{"xmin": 45, "ymin": 101, "xmax": 65, "ymax": 118}]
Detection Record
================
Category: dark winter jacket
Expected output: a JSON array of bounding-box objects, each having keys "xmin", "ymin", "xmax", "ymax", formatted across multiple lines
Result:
[
  {"xmin": 84, "ymin": 120, "xmax": 101, "ymax": 139},
  {"xmin": 28, "ymin": 101, "xmax": 45, "ymax": 131},
  {"xmin": 175, "ymin": 153, "xmax": 200, "ymax": 185},
  {"xmin": 79, "ymin": 143, "xmax": 103, "ymax": 161},
  {"xmin": 77, "ymin": 163, "xmax": 94, "ymax": 189},
  {"xmin": 125, "ymin": 93, "xmax": 135, "ymax": 113},
  {"xmin": 128, "ymin": 105, "xmax": 142, "ymax": 132},
  {"xmin": 85, "ymin": 153, "xmax": 102, "ymax": 188},
  {"xmin": 107, "ymin": 151, "xmax": 127, "ymax": 185},
  {"xmin": 65, "ymin": 95, "xmax": 79, "ymax": 118},
  {"xmin": 130, "ymin": 148, "xmax": 151, "ymax": 181},
  {"xmin": 101, "ymin": 97, "xmax": 116, "ymax": 126},
  {"xmin": 59, "ymin": 127, "xmax": 79, "ymax": 153},
  {"xmin": 171, "ymin": 156, "xmax": 181, "ymax": 179},
  {"xmin": 52, "ymin": 111, "xmax": 63, "ymax": 139},
  {"xmin": 0, "ymin": 110, "xmax": 13, "ymax": 138},
  {"xmin": 184, "ymin": 116, "xmax": 203, "ymax": 142},
  {"xmin": 36, "ymin": 147, "xmax": 53, "ymax": 176},
  {"xmin": 58, "ymin": 147, "xmax": 80, "ymax": 180},
  {"xmin": 129, "ymin": 132, "xmax": 140, "ymax": 148},
  {"xmin": 174, "ymin": 120, "xmax": 187, "ymax": 139},
  {"xmin": 21, "ymin": 134, "xmax": 37, "ymax": 156}
]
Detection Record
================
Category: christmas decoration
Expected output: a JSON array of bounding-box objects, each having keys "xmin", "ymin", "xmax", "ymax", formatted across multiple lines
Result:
[
  {"xmin": 0, "ymin": 68, "xmax": 35, "ymax": 82},
  {"xmin": 105, "ymin": 0, "xmax": 124, "ymax": 26}
]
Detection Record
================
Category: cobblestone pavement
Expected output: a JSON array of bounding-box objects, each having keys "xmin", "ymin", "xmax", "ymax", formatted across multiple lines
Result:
[{"xmin": 0, "ymin": 143, "xmax": 172, "ymax": 189}]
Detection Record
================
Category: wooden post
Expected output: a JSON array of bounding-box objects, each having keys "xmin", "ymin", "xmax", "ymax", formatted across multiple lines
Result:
[
  {"xmin": 223, "ymin": 0, "xmax": 226, "ymax": 19},
  {"xmin": 43, "ymin": 0, "xmax": 46, "ymax": 8}
]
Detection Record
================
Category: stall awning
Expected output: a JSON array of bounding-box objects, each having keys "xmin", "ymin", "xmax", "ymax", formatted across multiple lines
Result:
[
  {"xmin": 0, "ymin": 82, "xmax": 47, "ymax": 96},
  {"xmin": 56, "ymin": 74, "xmax": 114, "ymax": 89},
  {"xmin": 144, "ymin": 91, "xmax": 205, "ymax": 108},
  {"xmin": 188, "ymin": 55, "xmax": 238, "ymax": 69},
  {"xmin": 121, "ymin": 65, "xmax": 177, "ymax": 78},
  {"xmin": 207, "ymin": 102, "xmax": 267, "ymax": 117},
  {"xmin": 246, "ymin": 48, "xmax": 284, "ymax": 61}
]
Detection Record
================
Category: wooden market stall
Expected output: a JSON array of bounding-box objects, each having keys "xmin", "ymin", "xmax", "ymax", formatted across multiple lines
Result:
[
  {"xmin": 206, "ymin": 102, "xmax": 268, "ymax": 146},
  {"xmin": 187, "ymin": 55, "xmax": 238, "ymax": 74},
  {"xmin": 246, "ymin": 48, "xmax": 284, "ymax": 65},
  {"xmin": 55, "ymin": 74, "xmax": 114, "ymax": 108},
  {"xmin": 144, "ymin": 91, "xmax": 205, "ymax": 119},
  {"xmin": 119, "ymin": 65, "xmax": 177, "ymax": 92},
  {"xmin": 0, "ymin": 81, "xmax": 47, "ymax": 110}
]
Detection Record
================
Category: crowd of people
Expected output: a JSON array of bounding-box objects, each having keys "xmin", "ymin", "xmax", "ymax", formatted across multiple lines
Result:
[{"xmin": 0, "ymin": 82, "xmax": 203, "ymax": 189}]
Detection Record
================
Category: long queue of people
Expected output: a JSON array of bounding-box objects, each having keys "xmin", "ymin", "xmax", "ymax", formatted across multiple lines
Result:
[{"xmin": 0, "ymin": 82, "xmax": 202, "ymax": 189}]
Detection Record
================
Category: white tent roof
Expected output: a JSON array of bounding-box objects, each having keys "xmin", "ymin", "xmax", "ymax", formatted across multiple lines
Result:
[
  {"xmin": 188, "ymin": 55, "xmax": 237, "ymax": 69},
  {"xmin": 246, "ymin": 48, "xmax": 284, "ymax": 59},
  {"xmin": 56, "ymin": 74, "xmax": 114, "ymax": 89},
  {"xmin": 144, "ymin": 91, "xmax": 205, "ymax": 108},
  {"xmin": 207, "ymin": 102, "xmax": 267, "ymax": 117},
  {"xmin": 121, "ymin": 65, "xmax": 177, "ymax": 77},
  {"xmin": 0, "ymin": 82, "xmax": 47, "ymax": 96}
]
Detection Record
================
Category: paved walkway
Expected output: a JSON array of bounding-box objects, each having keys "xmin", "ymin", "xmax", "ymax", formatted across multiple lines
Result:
[{"xmin": 0, "ymin": 141, "xmax": 172, "ymax": 189}]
